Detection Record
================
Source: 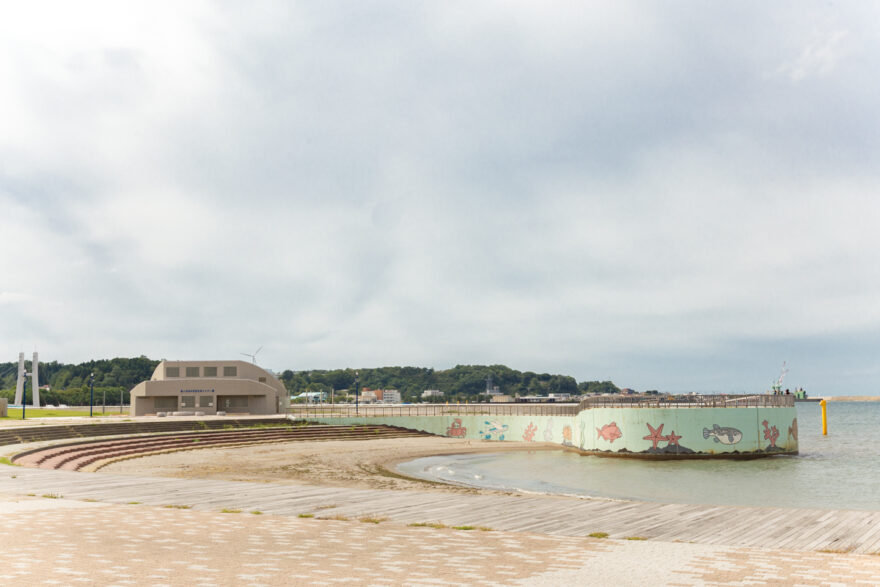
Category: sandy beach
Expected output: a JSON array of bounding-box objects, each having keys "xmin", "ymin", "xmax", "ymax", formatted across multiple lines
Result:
[
  {"xmin": 101, "ymin": 436, "xmax": 560, "ymax": 493},
  {"xmin": 6, "ymin": 431, "xmax": 880, "ymax": 584}
]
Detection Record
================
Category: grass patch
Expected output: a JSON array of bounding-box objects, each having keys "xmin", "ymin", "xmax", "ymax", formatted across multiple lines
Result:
[
  {"xmin": 359, "ymin": 515, "xmax": 388, "ymax": 524},
  {"xmin": 626, "ymin": 536, "xmax": 647, "ymax": 541},
  {"xmin": 408, "ymin": 522, "xmax": 447, "ymax": 529},
  {"xmin": 162, "ymin": 504, "xmax": 192, "ymax": 509},
  {"xmin": 0, "ymin": 457, "xmax": 18, "ymax": 466},
  {"xmin": 250, "ymin": 510, "xmax": 263, "ymax": 515},
  {"xmin": 298, "ymin": 513, "xmax": 315, "ymax": 518},
  {"xmin": 41, "ymin": 493, "xmax": 62, "ymax": 499},
  {"xmin": 127, "ymin": 501, "xmax": 142, "ymax": 505},
  {"xmin": 328, "ymin": 514, "xmax": 349, "ymax": 521},
  {"xmin": 3, "ymin": 408, "xmax": 119, "ymax": 418},
  {"xmin": 83, "ymin": 498, "xmax": 98, "ymax": 503},
  {"xmin": 26, "ymin": 493, "xmax": 35, "ymax": 497},
  {"xmin": 588, "ymin": 532, "xmax": 609, "ymax": 539},
  {"xmin": 477, "ymin": 526, "xmax": 493, "ymax": 532},
  {"xmin": 452, "ymin": 525, "xmax": 476, "ymax": 531},
  {"xmin": 315, "ymin": 504, "xmax": 337, "ymax": 510},
  {"xmin": 221, "ymin": 508, "xmax": 241, "ymax": 514}
]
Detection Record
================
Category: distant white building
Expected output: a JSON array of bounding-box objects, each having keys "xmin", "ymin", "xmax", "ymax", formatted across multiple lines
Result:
[
  {"xmin": 292, "ymin": 391, "xmax": 327, "ymax": 403},
  {"xmin": 381, "ymin": 389, "xmax": 401, "ymax": 403},
  {"xmin": 422, "ymin": 389, "xmax": 443, "ymax": 399}
]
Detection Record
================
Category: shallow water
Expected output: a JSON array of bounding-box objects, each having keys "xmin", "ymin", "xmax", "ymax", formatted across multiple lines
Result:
[{"xmin": 397, "ymin": 402, "xmax": 880, "ymax": 510}]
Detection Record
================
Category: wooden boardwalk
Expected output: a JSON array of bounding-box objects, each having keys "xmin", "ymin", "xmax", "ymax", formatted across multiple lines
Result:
[{"xmin": 0, "ymin": 465, "xmax": 878, "ymax": 554}]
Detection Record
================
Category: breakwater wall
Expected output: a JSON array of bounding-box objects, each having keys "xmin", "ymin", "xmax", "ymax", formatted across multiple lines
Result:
[{"xmin": 294, "ymin": 396, "xmax": 799, "ymax": 458}]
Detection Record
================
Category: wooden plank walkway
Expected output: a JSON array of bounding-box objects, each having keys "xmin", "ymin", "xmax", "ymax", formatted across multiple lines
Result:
[{"xmin": 0, "ymin": 466, "xmax": 878, "ymax": 555}]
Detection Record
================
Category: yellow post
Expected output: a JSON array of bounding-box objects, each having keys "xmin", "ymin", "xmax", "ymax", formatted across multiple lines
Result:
[{"xmin": 820, "ymin": 399, "xmax": 827, "ymax": 435}]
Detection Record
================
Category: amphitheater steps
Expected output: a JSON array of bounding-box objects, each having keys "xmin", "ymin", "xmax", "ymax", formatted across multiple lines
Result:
[
  {"xmin": 12, "ymin": 424, "xmax": 433, "ymax": 472},
  {"xmin": 0, "ymin": 418, "xmax": 287, "ymax": 447}
]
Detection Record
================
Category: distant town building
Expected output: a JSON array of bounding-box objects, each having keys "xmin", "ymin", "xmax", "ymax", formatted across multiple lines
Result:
[
  {"xmin": 421, "ymin": 389, "xmax": 444, "ymax": 399},
  {"xmin": 381, "ymin": 389, "xmax": 401, "ymax": 403},
  {"xmin": 359, "ymin": 390, "xmax": 378, "ymax": 404},
  {"xmin": 548, "ymin": 393, "xmax": 572, "ymax": 401},
  {"xmin": 489, "ymin": 394, "xmax": 513, "ymax": 403},
  {"xmin": 291, "ymin": 391, "xmax": 326, "ymax": 403}
]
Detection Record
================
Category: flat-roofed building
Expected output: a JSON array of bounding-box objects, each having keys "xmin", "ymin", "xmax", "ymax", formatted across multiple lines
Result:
[
  {"xmin": 129, "ymin": 360, "xmax": 288, "ymax": 417},
  {"xmin": 380, "ymin": 389, "xmax": 401, "ymax": 403}
]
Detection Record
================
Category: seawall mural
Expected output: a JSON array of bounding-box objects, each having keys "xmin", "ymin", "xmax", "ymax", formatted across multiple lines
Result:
[{"xmin": 306, "ymin": 404, "xmax": 799, "ymax": 458}]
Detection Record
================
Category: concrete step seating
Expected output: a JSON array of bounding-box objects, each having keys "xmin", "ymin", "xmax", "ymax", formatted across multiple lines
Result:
[
  {"xmin": 0, "ymin": 418, "xmax": 286, "ymax": 447},
  {"xmin": 11, "ymin": 423, "xmax": 431, "ymax": 472}
]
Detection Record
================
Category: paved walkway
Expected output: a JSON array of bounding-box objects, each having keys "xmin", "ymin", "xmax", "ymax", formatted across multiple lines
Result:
[
  {"xmin": 3, "ymin": 491, "xmax": 880, "ymax": 586},
  {"xmin": 1, "ymin": 466, "xmax": 879, "ymax": 555}
]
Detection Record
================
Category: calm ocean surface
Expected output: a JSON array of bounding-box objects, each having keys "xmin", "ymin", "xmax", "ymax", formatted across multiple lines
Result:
[{"xmin": 397, "ymin": 402, "xmax": 880, "ymax": 511}]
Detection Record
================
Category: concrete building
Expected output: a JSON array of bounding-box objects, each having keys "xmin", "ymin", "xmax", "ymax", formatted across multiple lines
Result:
[
  {"xmin": 129, "ymin": 360, "xmax": 287, "ymax": 417},
  {"xmin": 359, "ymin": 390, "xmax": 378, "ymax": 404},
  {"xmin": 380, "ymin": 389, "xmax": 401, "ymax": 403}
]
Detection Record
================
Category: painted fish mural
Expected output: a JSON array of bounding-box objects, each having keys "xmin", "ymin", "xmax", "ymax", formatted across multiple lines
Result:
[
  {"xmin": 702, "ymin": 425, "xmax": 743, "ymax": 445},
  {"xmin": 597, "ymin": 422, "xmax": 622, "ymax": 443},
  {"xmin": 788, "ymin": 418, "xmax": 798, "ymax": 441},
  {"xmin": 480, "ymin": 420, "xmax": 509, "ymax": 440}
]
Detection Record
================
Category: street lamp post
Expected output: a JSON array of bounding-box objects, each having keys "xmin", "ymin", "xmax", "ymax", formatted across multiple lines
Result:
[
  {"xmin": 355, "ymin": 371, "xmax": 359, "ymax": 416},
  {"xmin": 102, "ymin": 385, "xmax": 106, "ymax": 414},
  {"xmin": 22, "ymin": 372, "xmax": 27, "ymax": 420},
  {"xmin": 89, "ymin": 373, "xmax": 94, "ymax": 417}
]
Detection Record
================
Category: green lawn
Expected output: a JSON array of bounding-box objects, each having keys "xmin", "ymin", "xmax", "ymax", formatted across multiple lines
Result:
[{"xmin": 2, "ymin": 408, "xmax": 125, "ymax": 419}]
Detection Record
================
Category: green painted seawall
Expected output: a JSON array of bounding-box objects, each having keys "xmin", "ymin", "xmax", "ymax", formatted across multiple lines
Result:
[{"xmin": 307, "ymin": 405, "xmax": 798, "ymax": 458}]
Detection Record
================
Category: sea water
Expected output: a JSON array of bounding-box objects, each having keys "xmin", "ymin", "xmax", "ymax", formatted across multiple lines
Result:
[{"xmin": 397, "ymin": 402, "xmax": 880, "ymax": 511}]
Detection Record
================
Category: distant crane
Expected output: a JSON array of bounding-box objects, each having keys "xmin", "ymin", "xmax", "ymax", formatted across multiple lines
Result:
[
  {"xmin": 241, "ymin": 346, "xmax": 263, "ymax": 365},
  {"xmin": 771, "ymin": 361, "xmax": 789, "ymax": 393}
]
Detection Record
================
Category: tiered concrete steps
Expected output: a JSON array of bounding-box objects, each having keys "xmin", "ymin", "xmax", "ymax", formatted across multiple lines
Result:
[{"xmin": 10, "ymin": 424, "xmax": 432, "ymax": 471}]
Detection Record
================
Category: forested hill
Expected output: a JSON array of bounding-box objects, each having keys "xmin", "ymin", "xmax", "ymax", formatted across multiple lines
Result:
[
  {"xmin": 0, "ymin": 358, "xmax": 619, "ymax": 405},
  {"xmin": 279, "ymin": 365, "xmax": 619, "ymax": 403}
]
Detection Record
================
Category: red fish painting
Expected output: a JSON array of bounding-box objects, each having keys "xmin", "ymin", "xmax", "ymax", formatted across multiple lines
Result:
[{"xmin": 597, "ymin": 422, "xmax": 622, "ymax": 443}]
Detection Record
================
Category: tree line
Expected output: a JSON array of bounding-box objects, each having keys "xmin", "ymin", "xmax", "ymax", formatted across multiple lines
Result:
[
  {"xmin": 279, "ymin": 364, "xmax": 620, "ymax": 403},
  {"xmin": 0, "ymin": 357, "xmax": 620, "ymax": 405}
]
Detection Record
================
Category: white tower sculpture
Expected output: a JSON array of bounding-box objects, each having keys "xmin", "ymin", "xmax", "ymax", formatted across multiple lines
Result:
[
  {"xmin": 13, "ymin": 351, "xmax": 41, "ymax": 407},
  {"xmin": 32, "ymin": 352, "xmax": 40, "ymax": 407},
  {"xmin": 14, "ymin": 352, "xmax": 24, "ymax": 405}
]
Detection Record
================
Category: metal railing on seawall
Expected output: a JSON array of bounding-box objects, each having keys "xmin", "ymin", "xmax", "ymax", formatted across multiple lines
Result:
[
  {"xmin": 288, "ymin": 403, "xmax": 580, "ymax": 419},
  {"xmin": 288, "ymin": 394, "xmax": 794, "ymax": 419},
  {"xmin": 576, "ymin": 393, "xmax": 795, "ymax": 410}
]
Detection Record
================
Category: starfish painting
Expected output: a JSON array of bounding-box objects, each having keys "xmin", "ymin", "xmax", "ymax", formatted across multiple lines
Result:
[
  {"xmin": 643, "ymin": 423, "xmax": 666, "ymax": 449},
  {"xmin": 666, "ymin": 430, "xmax": 682, "ymax": 446}
]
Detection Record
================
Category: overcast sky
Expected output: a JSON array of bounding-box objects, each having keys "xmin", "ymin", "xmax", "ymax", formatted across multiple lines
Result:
[{"xmin": 2, "ymin": 2, "xmax": 879, "ymax": 394}]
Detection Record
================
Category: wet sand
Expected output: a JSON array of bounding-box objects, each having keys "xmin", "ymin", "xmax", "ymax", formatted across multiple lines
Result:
[{"xmin": 100, "ymin": 436, "xmax": 559, "ymax": 493}]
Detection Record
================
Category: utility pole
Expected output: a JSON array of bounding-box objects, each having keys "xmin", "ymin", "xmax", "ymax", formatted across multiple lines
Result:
[
  {"xmin": 355, "ymin": 371, "xmax": 359, "ymax": 416},
  {"xmin": 89, "ymin": 373, "xmax": 95, "ymax": 417},
  {"xmin": 22, "ymin": 372, "xmax": 27, "ymax": 420}
]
